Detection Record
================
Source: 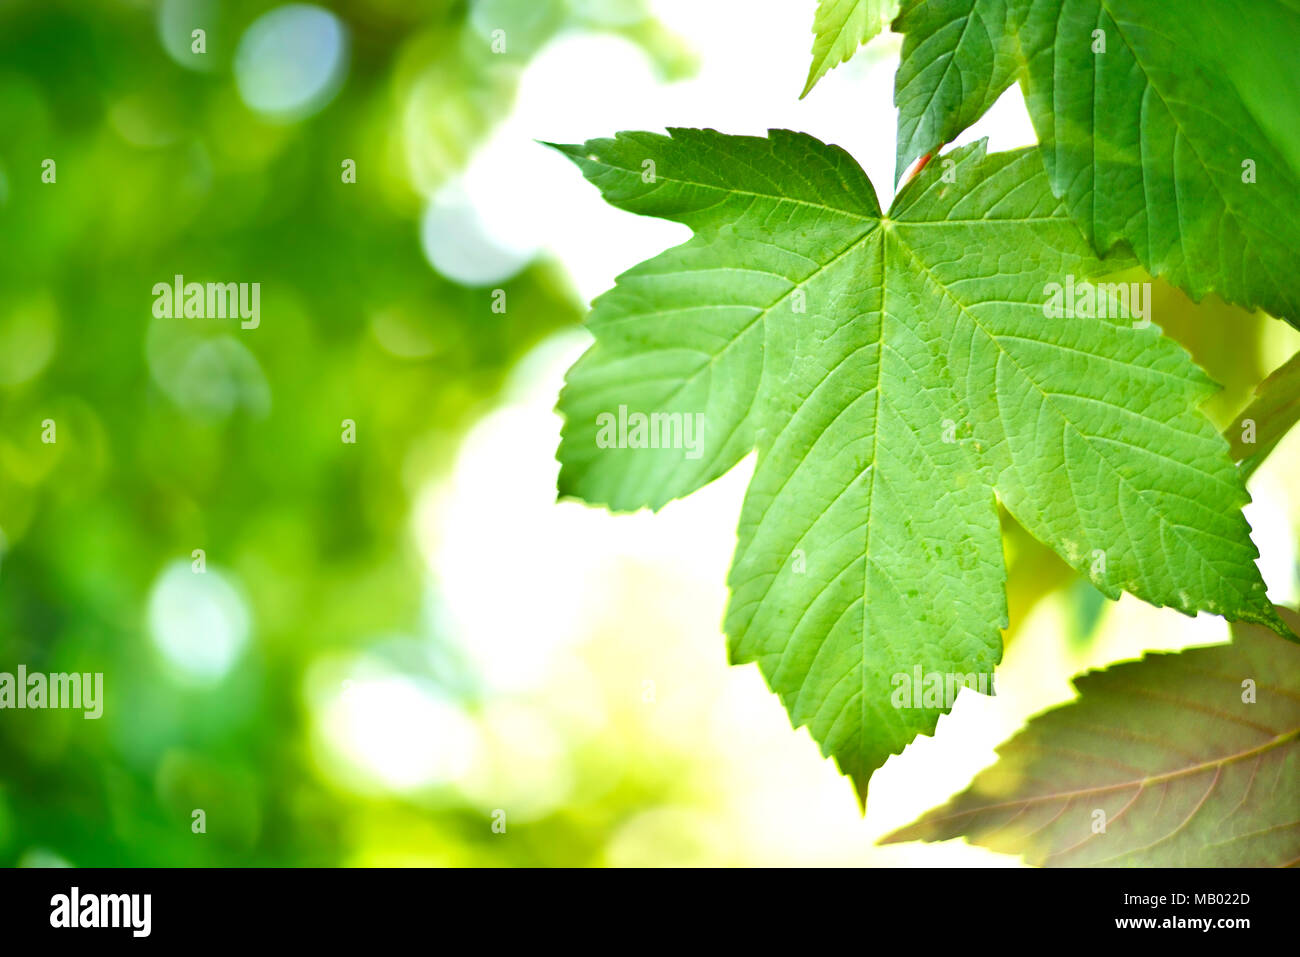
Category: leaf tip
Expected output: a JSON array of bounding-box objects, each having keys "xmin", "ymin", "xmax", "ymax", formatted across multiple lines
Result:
[
  {"xmin": 1265, "ymin": 607, "xmax": 1300, "ymax": 643},
  {"xmin": 798, "ymin": 68, "xmax": 820, "ymax": 101},
  {"xmin": 876, "ymin": 823, "xmax": 913, "ymax": 846},
  {"xmin": 539, "ymin": 140, "xmax": 583, "ymax": 160},
  {"xmin": 853, "ymin": 779, "xmax": 869, "ymax": 816}
]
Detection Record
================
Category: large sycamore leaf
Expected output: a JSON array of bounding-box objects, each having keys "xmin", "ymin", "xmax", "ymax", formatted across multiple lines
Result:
[
  {"xmin": 550, "ymin": 128, "xmax": 1285, "ymax": 796},
  {"xmin": 801, "ymin": 0, "xmax": 900, "ymax": 98},
  {"xmin": 893, "ymin": 0, "xmax": 1300, "ymax": 328},
  {"xmin": 884, "ymin": 609, "xmax": 1300, "ymax": 865}
]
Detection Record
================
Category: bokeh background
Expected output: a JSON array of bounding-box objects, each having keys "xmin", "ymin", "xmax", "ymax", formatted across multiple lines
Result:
[{"xmin": 0, "ymin": 0, "xmax": 1297, "ymax": 867}]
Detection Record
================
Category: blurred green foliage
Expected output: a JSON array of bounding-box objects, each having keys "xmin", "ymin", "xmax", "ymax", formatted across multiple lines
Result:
[{"xmin": 0, "ymin": 0, "xmax": 692, "ymax": 866}]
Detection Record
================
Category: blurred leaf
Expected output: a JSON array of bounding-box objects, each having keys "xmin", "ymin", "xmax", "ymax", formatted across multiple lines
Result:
[
  {"xmin": 1133, "ymin": 276, "xmax": 1271, "ymax": 428},
  {"xmin": 998, "ymin": 507, "xmax": 1075, "ymax": 646},
  {"xmin": 884, "ymin": 608, "xmax": 1300, "ymax": 866},
  {"xmin": 1228, "ymin": 351, "xmax": 1300, "ymax": 481},
  {"xmin": 0, "ymin": 0, "xmax": 689, "ymax": 867},
  {"xmin": 1066, "ymin": 579, "xmax": 1108, "ymax": 649}
]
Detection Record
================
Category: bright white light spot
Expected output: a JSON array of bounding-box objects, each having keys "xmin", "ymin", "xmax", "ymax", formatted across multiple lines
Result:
[
  {"xmin": 475, "ymin": 32, "xmax": 686, "ymax": 304},
  {"xmin": 948, "ymin": 82, "xmax": 1038, "ymax": 155},
  {"xmin": 234, "ymin": 5, "xmax": 348, "ymax": 121},
  {"xmin": 1244, "ymin": 473, "xmax": 1299, "ymax": 605},
  {"xmin": 419, "ymin": 184, "xmax": 536, "ymax": 287},
  {"xmin": 457, "ymin": 702, "xmax": 573, "ymax": 821},
  {"xmin": 148, "ymin": 561, "xmax": 251, "ymax": 683},
  {"xmin": 313, "ymin": 662, "xmax": 478, "ymax": 794},
  {"xmin": 414, "ymin": 332, "xmax": 745, "ymax": 693}
]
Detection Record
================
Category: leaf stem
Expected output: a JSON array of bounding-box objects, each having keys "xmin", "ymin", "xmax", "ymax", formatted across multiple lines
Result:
[{"xmin": 1226, "ymin": 350, "xmax": 1300, "ymax": 481}]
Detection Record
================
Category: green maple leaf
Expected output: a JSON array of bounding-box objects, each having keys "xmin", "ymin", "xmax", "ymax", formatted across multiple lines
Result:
[
  {"xmin": 883, "ymin": 609, "xmax": 1300, "ymax": 865},
  {"xmin": 892, "ymin": 0, "xmax": 1023, "ymax": 181},
  {"xmin": 893, "ymin": 0, "xmax": 1300, "ymax": 327},
  {"xmin": 801, "ymin": 0, "xmax": 900, "ymax": 98},
  {"xmin": 550, "ymin": 128, "xmax": 1286, "ymax": 797}
]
